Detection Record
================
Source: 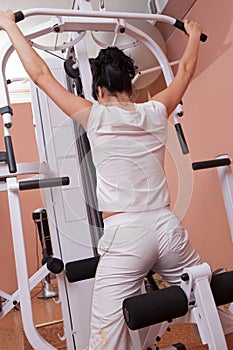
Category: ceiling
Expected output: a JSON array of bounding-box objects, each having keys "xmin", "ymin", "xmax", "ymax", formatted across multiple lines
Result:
[
  {"xmin": 0, "ymin": 0, "xmax": 163, "ymax": 12},
  {"xmin": 0, "ymin": 0, "xmax": 74, "ymax": 11}
]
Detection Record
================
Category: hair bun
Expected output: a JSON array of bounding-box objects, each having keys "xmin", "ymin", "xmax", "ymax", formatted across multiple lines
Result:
[{"xmin": 91, "ymin": 47, "xmax": 137, "ymax": 100}]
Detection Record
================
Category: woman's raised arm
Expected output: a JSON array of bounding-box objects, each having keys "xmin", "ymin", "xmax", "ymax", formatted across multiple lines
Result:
[
  {"xmin": 0, "ymin": 9, "xmax": 92, "ymax": 128},
  {"xmin": 152, "ymin": 19, "xmax": 203, "ymax": 117}
]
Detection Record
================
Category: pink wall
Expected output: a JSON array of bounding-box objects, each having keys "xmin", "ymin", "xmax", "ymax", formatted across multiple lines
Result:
[
  {"xmin": 0, "ymin": 103, "xmax": 43, "ymax": 293},
  {"xmin": 164, "ymin": 0, "xmax": 233, "ymax": 270},
  {"xmin": 0, "ymin": 0, "xmax": 233, "ymax": 294}
]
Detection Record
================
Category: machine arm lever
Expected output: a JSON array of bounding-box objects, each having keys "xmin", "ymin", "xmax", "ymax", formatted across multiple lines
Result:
[{"xmin": 192, "ymin": 157, "xmax": 231, "ymax": 171}]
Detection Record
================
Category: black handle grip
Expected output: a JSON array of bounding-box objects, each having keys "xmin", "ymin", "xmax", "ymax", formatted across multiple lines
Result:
[
  {"xmin": 19, "ymin": 176, "xmax": 70, "ymax": 191},
  {"xmin": 4, "ymin": 135, "xmax": 17, "ymax": 173},
  {"xmin": 66, "ymin": 256, "xmax": 100, "ymax": 283},
  {"xmin": 192, "ymin": 158, "xmax": 231, "ymax": 171},
  {"xmin": 174, "ymin": 19, "xmax": 207, "ymax": 42},
  {"xmin": 14, "ymin": 11, "xmax": 25, "ymax": 23},
  {"xmin": 175, "ymin": 123, "xmax": 189, "ymax": 155}
]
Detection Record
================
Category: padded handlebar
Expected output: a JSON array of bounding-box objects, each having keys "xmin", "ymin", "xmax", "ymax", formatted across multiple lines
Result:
[
  {"xmin": 175, "ymin": 123, "xmax": 189, "ymax": 155},
  {"xmin": 5, "ymin": 135, "xmax": 17, "ymax": 173},
  {"xmin": 19, "ymin": 176, "xmax": 70, "ymax": 191},
  {"xmin": 192, "ymin": 158, "xmax": 231, "ymax": 171},
  {"xmin": 174, "ymin": 19, "xmax": 207, "ymax": 42},
  {"xmin": 14, "ymin": 11, "xmax": 25, "ymax": 23}
]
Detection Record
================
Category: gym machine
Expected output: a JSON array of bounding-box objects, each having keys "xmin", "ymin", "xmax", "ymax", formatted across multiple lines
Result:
[
  {"xmin": 67, "ymin": 255, "xmax": 233, "ymax": 350},
  {"xmin": 103, "ymin": 155, "xmax": 233, "ymax": 349},
  {"xmin": 4, "ymin": 2, "xmax": 232, "ymax": 350}
]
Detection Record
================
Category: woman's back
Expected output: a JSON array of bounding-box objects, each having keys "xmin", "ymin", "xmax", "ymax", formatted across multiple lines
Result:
[{"xmin": 87, "ymin": 100, "xmax": 170, "ymax": 213}]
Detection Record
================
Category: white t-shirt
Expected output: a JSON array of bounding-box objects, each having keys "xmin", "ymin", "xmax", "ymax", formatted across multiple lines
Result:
[{"xmin": 86, "ymin": 100, "xmax": 170, "ymax": 212}]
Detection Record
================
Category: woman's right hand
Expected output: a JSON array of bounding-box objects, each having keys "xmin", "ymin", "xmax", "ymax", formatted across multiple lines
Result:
[
  {"xmin": 0, "ymin": 9, "xmax": 15, "ymax": 31},
  {"xmin": 184, "ymin": 19, "xmax": 203, "ymax": 39}
]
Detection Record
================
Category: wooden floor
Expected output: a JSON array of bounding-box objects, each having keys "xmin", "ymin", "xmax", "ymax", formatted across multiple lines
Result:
[
  {"xmin": 0, "ymin": 283, "xmax": 66, "ymax": 350},
  {"xmin": 0, "ymin": 283, "xmax": 207, "ymax": 350}
]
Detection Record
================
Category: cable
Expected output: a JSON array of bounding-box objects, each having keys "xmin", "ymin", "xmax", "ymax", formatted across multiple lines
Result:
[{"xmin": 43, "ymin": 50, "xmax": 66, "ymax": 61}]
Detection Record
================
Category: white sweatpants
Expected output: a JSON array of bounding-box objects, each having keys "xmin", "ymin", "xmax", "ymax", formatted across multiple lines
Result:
[{"xmin": 88, "ymin": 207, "xmax": 233, "ymax": 349}]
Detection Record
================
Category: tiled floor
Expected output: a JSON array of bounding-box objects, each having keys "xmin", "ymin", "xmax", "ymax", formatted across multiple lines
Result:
[{"xmin": 0, "ymin": 284, "xmax": 207, "ymax": 350}]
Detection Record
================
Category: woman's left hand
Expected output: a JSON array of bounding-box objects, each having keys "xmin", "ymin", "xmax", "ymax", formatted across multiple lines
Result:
[{"xmin": 0, "ymin": 9, "xmax": 15, "ymax": 31}]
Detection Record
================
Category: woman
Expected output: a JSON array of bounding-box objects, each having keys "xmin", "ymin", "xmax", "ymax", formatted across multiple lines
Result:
[{"xmin": 1, "ymin": 10, "xmax": 233, "ymax": 349}]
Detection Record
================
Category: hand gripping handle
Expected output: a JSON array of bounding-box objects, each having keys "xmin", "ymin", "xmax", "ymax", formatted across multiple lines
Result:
[{"xmin": 174, "ymin": 19, "xmax": 207, "ymax": 42}]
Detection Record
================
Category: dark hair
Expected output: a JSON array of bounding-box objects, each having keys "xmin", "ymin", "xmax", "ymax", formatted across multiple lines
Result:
[{"xmin": 91, "ymin": 47, "xmax": 137, "ymax": 100}]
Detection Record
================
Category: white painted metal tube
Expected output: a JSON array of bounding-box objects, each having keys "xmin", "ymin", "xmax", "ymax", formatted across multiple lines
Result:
[{"xmin": 21, "ymin": 8, "xmax": 176, "ymax": 25}]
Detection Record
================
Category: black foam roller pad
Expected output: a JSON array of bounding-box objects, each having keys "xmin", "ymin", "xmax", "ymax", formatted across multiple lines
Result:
[
  {"xmin": 211, "ymin": 271, "xmax": 233, "ymax": 306},
  {"xmin": 46, "ymin": 256, "xmax": 64, "ymax": 274},
  {"xmin": 66, "ymin": 255, "xmax": 100, "ymax": 283},
  {"xmin": 123, "ymin": 286, "xmax": 188, "ymax": 330}
]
